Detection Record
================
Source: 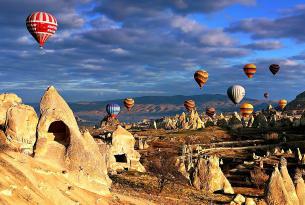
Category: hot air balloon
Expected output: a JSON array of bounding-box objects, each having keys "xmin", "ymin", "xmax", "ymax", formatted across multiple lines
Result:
[
  {"xmin": 243, "ymin": 64, "xmax": 256, "ymax": 79},
  {"xmin": 206, "ymin": 107, "xmax": 216, "ymax": 118},
  {"xmin": 194, "ymin": 70, "xmax": 208, "ymax": 89},
  {"xmin": 124, "ymin": 98, "xmax": 135, "ymax": 111},
  {"xmin": 227, "ymin": 85, "xmax": 245, "ymax": 104},
  {"xmin": 26, "ymin": 11, "xmax": 58, "ymax": 48},
  {"xmin": 240, "ymin": 103, "xmax": 254, "ymax": 118},
  {"xmin": 106, "ymin": 103, "xmax": 120, "ymax": 118},
  {"xmin": 264, "ymin": 92, "xmax": 269, "ymax": 99},
  {"xmin": 269, "ymin": 64, "xmax": 280, "ymax": 75},
  {"xmin": 184, "ymin": 100, "xmax": 196, "ymax": 112},
  {"xmin": 278, "ymin": 99, "xmax": 287, "ymax": 110}
]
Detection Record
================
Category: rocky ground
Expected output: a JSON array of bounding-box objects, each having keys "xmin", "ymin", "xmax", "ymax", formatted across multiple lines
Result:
[{"xmin": 84, "ymin": 125, "xmax": 305, "ymax": 205}]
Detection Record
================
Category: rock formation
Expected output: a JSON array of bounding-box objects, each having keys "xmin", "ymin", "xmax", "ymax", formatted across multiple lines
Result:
[
  {"xmin": 266, "ymin": 165, "xmax": 293, "ymax": 205},
  {"xmin": 294, "ymin": 169, "xmax": 305, "ymax": 205},
  {"xmin": 34, "ymin": 86, "xmax": 111, "ymax": 195},
  {"xmin": 0, "ymin": 93, "xmax": 22, "ymax": 126},
  {"xmin": 279, "ymin": 157, "xmax": 299, "ymax": 205},
  {"xmin": 5, "ymin": 104, "xmax": 38, "ymax": 154},
  {"xmin": 106, "ymin": 125, "xmax": 145, "ymax": 173},
  {"xmin": 191, "ymin": 156, "xmax": 234, "ymax": 194}
]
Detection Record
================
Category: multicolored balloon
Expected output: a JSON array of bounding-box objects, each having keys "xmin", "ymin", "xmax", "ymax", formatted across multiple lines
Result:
[
  {"xmin": 206, "ymin": 107, "xmax": 216, "ymax": 118},
  {"xmin": 106, "ymin": 103, "xmax": 120, "ymax": 118},
  {"xmin": 194, "ymin": 70, "xmax": 208, "ymax": 89},
  {"xmin": 243, "ymin": 64, "xmax": 256, "ymax": 79},
  {"xmin": 227, "ymin": 85, "xmax": 245, "ymax": 104},
  {"xmin": 26, "ymin": 11, "xmax": 58, "ymax": 47},
  {"xmin": 124, "ymin": 98, "xmax": 135, "ymax": 111},
  {"xmin": 269, "ymin": 64, "xmax": 280, "ymax": 75},
  {"xmin": 264, "ymin": 92, "xmax": 269, "ymax": 99},
  {"xmin": 240, "ymin": 103, "xmax": 254, "ymax": 118},
  {"xmin": 278, "ymin": 99, "xmax": 287, "ymax": 110},
  {"xmin": 184, "ymin": 100, "xmax": 196, "ymax": 112}
]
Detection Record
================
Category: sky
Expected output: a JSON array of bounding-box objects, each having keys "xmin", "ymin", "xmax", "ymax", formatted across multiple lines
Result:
[{"xmin": 0, "ymin": 0, "xmax": 305, "ymax": 103}]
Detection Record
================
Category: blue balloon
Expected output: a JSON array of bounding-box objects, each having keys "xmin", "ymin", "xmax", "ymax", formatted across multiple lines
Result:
[{"xmin": 106, "ymin": 103, "xmax": 120, "ymax": 118}]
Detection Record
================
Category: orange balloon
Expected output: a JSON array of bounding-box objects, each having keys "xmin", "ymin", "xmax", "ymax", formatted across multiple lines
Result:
[
  {"xmin": 194, "ymin": 70, "xmax": 208, "ymax": 89},
  {"xmin": 278, "ymin": 99, "xmax": 287, "ymax": 110},
  {"xmin": 240, "ymin": 102, "xmax": 254, "ymax": 118},
  {"xmin": 184, "ymin": 100, "xmax": 196, "ymax": 112},
  {"xmin": 123, "ymin": 98, "xmax": 135, "ymax": 111},
  {"xmin": 243, "ymin": 64, "xmax": 256, "ymax": 79}
]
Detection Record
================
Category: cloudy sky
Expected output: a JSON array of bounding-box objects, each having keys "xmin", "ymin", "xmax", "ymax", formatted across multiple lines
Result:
[{"xmin": 0, "ymin": 0, "xmax": 305, "ymax": 102}]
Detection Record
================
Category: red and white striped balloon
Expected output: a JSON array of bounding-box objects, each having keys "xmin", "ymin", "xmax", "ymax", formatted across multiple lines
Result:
[{"xmin": 26, "ymin": 11, "xmax": 58, "ymax": 47}]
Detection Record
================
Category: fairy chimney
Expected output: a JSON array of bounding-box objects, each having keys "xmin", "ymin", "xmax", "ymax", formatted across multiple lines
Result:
[
  {"xmin": 106, "ymin": 125, "xmax": 145, "ymax": 173},
  {"xmin": 279, "ymin": 157, "xmax": 299, "ymax": 205},
  {"xmin": 294, "ymin": 169, "xmax": 305, "ymax": 205},
  {"xmin": 34, "ymin": 86, "xmax": 111, "ymax": 195},
  {"xmin": 266, "ymin": 165, "xmax": 293, "ymax": 205},
  {"xmin": 191, "ymin": 156, "xmax": 234, "ymax": 194}
]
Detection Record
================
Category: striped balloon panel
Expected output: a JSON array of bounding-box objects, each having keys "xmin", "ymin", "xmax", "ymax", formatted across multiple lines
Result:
[
  {"xmin": 124, "ymin": 98, "xmax": 135, "ymax": 110},
  {"xmin": 243, "ymin": 67, "xmax": 256, "ymax": 78},
  {"xmin": 106, "ymin": 104, "xmax": 121, "ymax": 117},
  {"xmin": 26, "ymin": 11, "xmax": 58, "ymax": 46},
  {"xmin": 194, "ymin": 70, "xmax": 208, "ymax": 88},
  {"xmin": 227, "ymin": 85, "xmax": 245, "ymax": 104},
  {"xmin": 269, "ymin": 64, "xmax": 280, "ymax": 75},
  {"xmin": 184, "ymin": 100, "xmax": 195, "ymax": 112},
  {"xmin": 240, "ymin": 103, "xmax": 254, "ymax": 118},
  {"xmin": 206, "ymin": 107, "xmax": 216, "ymax": 118}
]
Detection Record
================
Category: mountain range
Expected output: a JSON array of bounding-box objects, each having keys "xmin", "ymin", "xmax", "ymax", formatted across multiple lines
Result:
[{"xmin": 30, "ymin": 92, "xmax": 304, "ymax": 125}]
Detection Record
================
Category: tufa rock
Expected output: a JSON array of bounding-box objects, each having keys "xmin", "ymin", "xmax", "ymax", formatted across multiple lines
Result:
[
  {"xmin": 34, "ymin": 86, "xmax": 111, "ymax": 195},
  {"xmin": 266, "ymin": 165, "xmax": 293, "ymax": 205},
  {"xmin": 279, "ymin": 157, "xmax": 299, "ymax": 205},
  {"xmin": 106, "ymin": 125, "xmax": 145, "ymax": 173},
  {"xmin": 294, "ymin": 169, "xmax": 305, "ymax": 205},
  {"xmin": 0, "ymin": 93, "xmax": 22, "ymax": 126},
  {"xmin": 5, "ymin": 104, "xmax": 38, "ymax": 154},
  {"xmin": 191, "ymin": 156, "xmax": 234, "ymax": 194}
]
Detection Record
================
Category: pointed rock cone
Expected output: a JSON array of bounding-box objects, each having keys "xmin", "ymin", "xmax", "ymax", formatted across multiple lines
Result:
[
  {"xmin": 280, "ymin": 157, "xmax": 299, "ymax": 205},
  {"xmin": 294, "ymin": 169, "xmax": 305, "ymax": 205},
  {"xmin": 266, "ymin": 165, "xmax": 293, "ymax": 205}
]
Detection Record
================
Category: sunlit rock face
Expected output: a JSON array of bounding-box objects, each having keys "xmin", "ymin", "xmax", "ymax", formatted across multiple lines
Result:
[
  {"xmin": 34, "ymin": 86, "xmax": 111, "ymax": 195},
  {"xmin": 0, "ymin": 93, "xmax": 22, "ymax": 126},
  {"xmin": 191, "ymin": 156, "xmax": 234, "ymax": 194},
  {"xmin": 106, "ymin": 125, "xmax": 145, "ymax": 173},
  {"xmin": 5, "ymin": 104, "xmax": 38, "ymax": 154}
]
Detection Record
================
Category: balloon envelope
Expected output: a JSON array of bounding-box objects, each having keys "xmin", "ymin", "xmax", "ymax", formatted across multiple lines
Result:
[
  {"xmin": 240, "ymin": 103, "xmax": 254, "ymax": 118},
  {"xmin": 106, "ymin": 103, "xmax": 120, "ymax": 118},
  {"xmin": 264, "ymin": 92, "xmax": 269, "ymax": 99},
  {"xmin": 206, "ymin": 107, "xmax": 216, "ymax": 118},
  {"xmin": 194, "ymin": 70, "xmax": 208, "ymax": 89},
  {"xmin": 269, "ymin": 64, "xmax": 280, "ymax": 75},
  {"xmin": 278, "ymin": 99, "xmax": 287, "ymax": 110},
  {"xmin": 243, "ymin": 64, "xmax": 256, "ymax": 79},
  {"xmin": 26, "ymin": 11, "xmax": 58, "ymax": 47},
  {"xmin": 124, "ymin": 98, "xmax": 135, "ymax": 111},
  {"xmin": 227, "ymin": 85, "xmax": 245, "ymax": 104},
  {"xmin": 184, "ymin": 100, "xmax": 196, "ymax": 112}
]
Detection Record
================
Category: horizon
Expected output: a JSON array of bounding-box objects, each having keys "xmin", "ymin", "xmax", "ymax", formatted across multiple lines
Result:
[{"xmin": 1, "ymin": 1, "xmax": 305, "ymax": 102}]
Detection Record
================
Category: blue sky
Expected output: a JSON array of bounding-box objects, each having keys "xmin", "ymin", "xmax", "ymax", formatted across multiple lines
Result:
[{"xmin": 0, "ymin": 0, "xmax": 304, "ymax": 102}]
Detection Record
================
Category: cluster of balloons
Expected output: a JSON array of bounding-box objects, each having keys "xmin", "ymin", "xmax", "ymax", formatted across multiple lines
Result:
[{"xmin": 186, "ymin": 62, "xmax": 286, "ymax": 118}]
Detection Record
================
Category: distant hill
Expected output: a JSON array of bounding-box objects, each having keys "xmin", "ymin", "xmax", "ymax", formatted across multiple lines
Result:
[
  {"xmin": 287, "ymin": 90, "xmax": 305, "ymax": 110},
  {"xmin": 55, "ymin": 94, "xmax": 275, "ymax": 125}
]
